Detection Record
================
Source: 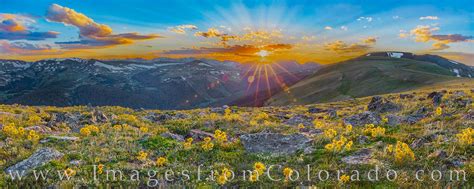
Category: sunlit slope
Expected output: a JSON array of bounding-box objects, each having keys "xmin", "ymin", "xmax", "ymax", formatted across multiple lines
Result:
[{"xmin": 266, "ymin": 56, "xmax": 472, "ymax": 105}]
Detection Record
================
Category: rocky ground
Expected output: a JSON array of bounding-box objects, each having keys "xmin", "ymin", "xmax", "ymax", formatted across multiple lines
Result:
[{"xmin": 0, "ymin": 83, "xmax": 473, "ymax": 188}]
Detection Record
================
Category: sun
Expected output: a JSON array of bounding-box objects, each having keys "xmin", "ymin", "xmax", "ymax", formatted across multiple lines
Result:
[{"xmin": 257, "ymin": 50, "xmax": 269, "ymax": 58}]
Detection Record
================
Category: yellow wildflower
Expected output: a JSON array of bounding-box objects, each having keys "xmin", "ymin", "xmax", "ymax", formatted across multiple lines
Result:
[
  {"xmin": 283, "ymin": 167, "xmax": 293, "ymax": 180},
  {"xmin": 137, "ymin": 151, "xmax": 148, "ymax": 161},
  {"xmin": 456, "ymin": 128, "xmax": 474, "ymax": 146},
  {"xmin": 156, "ymin": 157, "xmax": 167, "ymax": 166},
  {"xmin": 345, "ymin": 124, "xmax": 352, "ymax": 133},
  {"xmin": 254, "ymin": 162, "xmax": 266, "ymax": 175},
  {"xmin": 435, "ymin": 107, "xmax": 443, "ymax": 116},
  {"xmin": 324, "ymin": 129, "xmax": 337, "ymax": 139},
  {"xmin": 64, "ymin": 168, "xmax": 76, "ymax": 177},
  {"xmin": 80, "ymin": 127, "xmax": 91, "ymax": 137},
  {"xmin": 298, "ymin": 123, "xmax": 305, "ymax": 129},
  {"xmin": 139, "ymin": 126, "xmax": 149, "ymax": 133},
  {"xmin": 340, "ymin": 174, "xmax": 350, "ymax": 183}
]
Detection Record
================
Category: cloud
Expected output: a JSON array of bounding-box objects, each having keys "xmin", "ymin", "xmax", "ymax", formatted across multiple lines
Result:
[
  {"xmin": 340, "ymin": 26, "xmax": 348, "ymax": 31},
  {"xmin": 194, "ymin": 28, "xmax": 284, "ymax": 46},
  {"xmin": 46, "ymin": 4, "xmax": 160, "ymax": 48},
  {"xmin": 0, "ymin": 14, "xmax": 59, "ymax": 41},
  {"xmin": 419, "ymin": 16, "xmax": 438, "ymax": 20},
  {"xmin": 409, "ymin": 25, "xmax": 472, "ymax": 50},
  {"xmin": 301, "ymin": 35, "xmax": 316, "ymax": 41},
  {"xmin": 194, "ymin": 27, "xmax": 222, "ymax": 38},
  {"xmin": 169, "ymin": 24, "xmax": 197, "ymax": 34},
  {"xmin": 0, "ymin": 41, "xmax": 59, "ymax": 55},
  {"xmin": 162, "ymin": 43, "xmax": 292, "ymax": 57},
  {"xmin": 362, "ymin": 37, "xmax": 377, "ymax": 44},
  {"xmin": 357, "ymin": 16, "xmax": 373, "ymax": 22},
  {"xmin": 324, "ymin": 40, "xmax": 372, "ymax": 53},
  {"xmin": 324, "ymin": 26, "xmax": 333, "ymax": 30}
]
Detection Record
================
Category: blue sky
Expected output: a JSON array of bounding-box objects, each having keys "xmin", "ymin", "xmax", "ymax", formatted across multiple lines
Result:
[{"xmin": 0, "ymin": 0, "xmax": 472, "ymax": 64}]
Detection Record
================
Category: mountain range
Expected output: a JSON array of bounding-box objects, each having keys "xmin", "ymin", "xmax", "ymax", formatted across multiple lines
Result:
[
  {"xmin": 0, "ymin": 57, "xmax": 318, "ymax": 109},
  {"xmin": 0, "ymin": 51, "xmax": 472, "ymax": 109}
]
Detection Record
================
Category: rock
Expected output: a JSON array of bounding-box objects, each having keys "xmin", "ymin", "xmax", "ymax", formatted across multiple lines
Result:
[
  {"xmin": 144, "ymin": 113, "xmax": 172, "ymax": 123},
  {"xmin": 428, "ymin": 92, "xmax": 443, "ymax": 106},
  {"xmin": 5, "ymin": 148, "xmax": 63, "ymax": 176},
  {"xmin": 341, "ymin": 149, "xmax": 375, "ymax": 165},
  {"xmin": 240, "ymin": 132, "xmax": 312, "ymax": 156},
  {"xmin": 284, "ymin": 114, "xmax": 314, "ymax": 127},
  {"xmin": 24, "ymin": 126, "xmax": 52, "ymax": 134},
  {"xmin": 91, "ymin": 109, "xmax": 109, "ymax": 124},
  {"xmin": 386, "ymin": 114, "xmax": 402, "ymax": 126},
  {"xmin": 428, "ymin": 150, "xmax": 447, "ymax": 159},
  {"xmin": 446, "ymin": 159, "xmax": 465, "ymax": 168},
  {"xmin": 410, "ymin": 138, "xmax": 428, "ymax": 149},
  {"xmin": 410, "ymin": 132, "xmax": 444, "ymax": 148},
  {"xmin": 69, "ymin": 160, "xmax": 82, "ymax": 166},
  {"xmin": 357, "ymin": 135, "xmax": 369, "ymax": 145},
  {"xmin": 453, "ymin": 98, "xmax": 471, "ymax": 108},
  {"xmin": 402, "ymin": 106, "xmax": 429, "ymax": 124},
  {"xmin": 210, "ymin": 105, "xmax": 229, "ymax": 114},
  {"xmin": 453, "ymin": 91, "xmax": 466, "ymax": 97},
  {"xmin": 343, "ymin": 111, "xmax": 381, "ymax": 127},
  {"xmin": 308, "ymin": 107, "xmax": 325, "ymax": 113},
  {"xmin": 303, "ymin": 147, "xmax": 315, "ymax": 154},
  {"xmin": 47, "ymin": 112, "xmax": 82, "ymax": 132},
  {"xmin": 173, "ymin": 112, "xmax": 190, "ymax": 120},
  {"xmin": 463, "ymin": 110, "xmax": 474, "ymax": 120},
  {"xmin": 189, "ymin": 129, "xmax": 214, "ymax": 141},
  {"xmin": 40, "ymin": 135, "xmax": 80, "ymax": 143},
  {"xmin": 367, "ymin": 96, "xmax": 401, "ymax": 113},
  {"xmin": 400, "ymin": 94, "xmax": 414, "ymax": 99},
  {"xmin": 403, "ymin": 115, "xmax": 424, "ymax": 124},
  {"xmin": 160, "ymin": 132, "xmax": 185, "ymax": 142},
  {"xmin": 301, "ymin": 129, "xmax": 323, "ymax": 137},
  {"xmin": 327, "ymin": 109, "xmax": 338, "ymax": 119}
]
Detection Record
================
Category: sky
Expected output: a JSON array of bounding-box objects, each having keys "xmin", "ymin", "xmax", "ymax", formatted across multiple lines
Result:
[{"xmin": 0, "ymin": 0, "xmax": 473, "ymax": 64}]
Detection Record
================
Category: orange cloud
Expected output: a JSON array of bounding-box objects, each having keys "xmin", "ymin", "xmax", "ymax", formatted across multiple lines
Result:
[
  {"xmin": 46, "ymin": 4, "xmax": 160, "ymax": 48},
  {"xmin": 162, "ymin": 43, "xmax": 293, "ymax": 62},
  {"xmin": 0, "ymin": 14, "xmax": 58, "ymax": 40},
  {"xmin": 194, "ymin": 28, "xmax": 222, "ymax": 38},
  {"xmin": 169, "ymin": 25, "xmax": 198, "ymax": 34},
  {"xmin": 324, "ymin": 40, "xmax": 372, "ymax": 53},
  {"xmin": 363, "ymin": 37, "xmax": 377, "ymax": 44},
  {"xmin": 409, "ymin": 25, "xmax": 472, "ymax": 50}
]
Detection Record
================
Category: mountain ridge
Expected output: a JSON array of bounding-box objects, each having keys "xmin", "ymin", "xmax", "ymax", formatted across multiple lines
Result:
[{"xmin": 266, "ymin": 51, "xmax": 474, "ymax": 106}]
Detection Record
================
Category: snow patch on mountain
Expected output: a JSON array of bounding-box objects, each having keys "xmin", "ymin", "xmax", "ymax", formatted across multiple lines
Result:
[
  {"xmin": 387, "ymin": 52, "xmax": 403, "ymax": 58},
  {"xmin": 452, "ymin": 69, "xmax": 461, "ymax": 77}
]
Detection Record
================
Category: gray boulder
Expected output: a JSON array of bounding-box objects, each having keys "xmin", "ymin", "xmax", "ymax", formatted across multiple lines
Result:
[
  {"xmin": 240, "ymin": 132, "xmax": 312, "ymax": 156},
  {"xmin": 343, "ymin": 111, "xmax": 381, "ymax": 127},
  {"xmin": 5, "ymin": 148, "xmax": 63, "ymax": 176},
  {"xmin": 160, "ymin": 132, "xmax": 185, "ymax": 142},
  {"xmin": 386, "ymin": 114, "xmax": 402, "ymax": 126},
  {"xmin": 327, "ymin": 109, "xmax": 338, "ymax": 119},
  {"xmin": 367, "ymin": 96, "xmax": 401, "ymax": 113},
  {"xmin": 189, "ymin": 129, "xmax": 214, "ymax": 141},
  {"xmin": 428, "ymin": 92, "xmax": 443, "ymax": 106},
  {"xmin": 308, "ymin": 107, "xmax": 325, "ymax": 113},
  {"xmin": 47, "ymin": 112, "xmax": 83, "ymax": 132},
  {"xmin": 341, "ymin": 149, "xmax": 375, "ymax": 165},
  {"xmin": 284, "ymin": 114, "xmax": 314, "ymax": 127}
]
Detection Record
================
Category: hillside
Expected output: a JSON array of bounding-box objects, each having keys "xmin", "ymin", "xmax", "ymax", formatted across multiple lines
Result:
[
  {"xmin": 0, "ymin": 81, "xmax": 472, "ymax": 187},
  {"xmin": 266, "ymin": 52, "xmax": 474, "ymax": 106}
]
